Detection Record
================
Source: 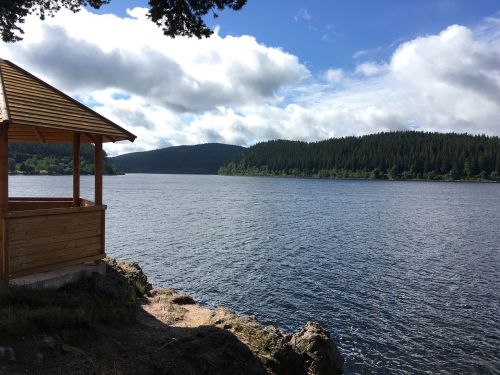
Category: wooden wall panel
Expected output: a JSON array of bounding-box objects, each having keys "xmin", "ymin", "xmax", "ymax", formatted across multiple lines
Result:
[{"xmin": 5, "ymin": 207, "xmax": 105, "ymax": 278}]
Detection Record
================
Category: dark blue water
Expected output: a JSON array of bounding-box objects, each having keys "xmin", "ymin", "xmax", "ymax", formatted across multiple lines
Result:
[{"xmin": 10, "ymin": 175, "xmax": 500, "ymax": 374}]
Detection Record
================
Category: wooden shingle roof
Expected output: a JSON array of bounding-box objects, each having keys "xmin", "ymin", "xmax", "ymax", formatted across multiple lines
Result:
[{"xmin": 0, "ymin": 59, "xmax": 136, "ymax": 144}]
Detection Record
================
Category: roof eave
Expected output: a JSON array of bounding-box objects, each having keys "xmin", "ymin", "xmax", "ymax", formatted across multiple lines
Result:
[{"xmin": 0, "ymin": 60, "xmax": 137, "ymax": 143}]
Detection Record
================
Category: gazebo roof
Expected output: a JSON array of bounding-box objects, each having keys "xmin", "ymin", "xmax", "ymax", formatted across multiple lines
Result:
[{"xmin": 0, "ymin": 59, "xmax": 136, "ymax": 144}]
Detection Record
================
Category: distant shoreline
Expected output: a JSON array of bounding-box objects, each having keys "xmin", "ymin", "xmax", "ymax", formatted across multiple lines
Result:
[
  {"xmin": 8, "ymin": 172, "xmax": 125, "ymax": 176},
  {"xmin": 11, "ymin": 171, "xmax": 497, "ymax": 183},
  {"xmin": 217, "ymin": 172, "xmax": 499, "ymax": 183}
]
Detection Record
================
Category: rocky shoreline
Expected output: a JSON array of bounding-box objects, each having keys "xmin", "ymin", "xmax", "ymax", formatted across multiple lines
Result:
[{"xmin": 1, "ymin": 258, "xmax": 344, "ymax": 374}]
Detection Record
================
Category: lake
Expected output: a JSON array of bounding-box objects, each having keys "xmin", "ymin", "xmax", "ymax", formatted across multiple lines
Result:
[{"xmin": 10, "ymin": 174, "xmax": 500, "ymax": 374}]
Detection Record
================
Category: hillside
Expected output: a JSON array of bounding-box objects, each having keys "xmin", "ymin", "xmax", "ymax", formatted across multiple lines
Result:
[
  {"xmin": 219, "ymin": 131, "xmax": 500, "ymax": 181},
  {"xmin": 110, "ymin": 143, "xmax": 245, "ymax": 174},
  {"xmin": 8, "ymin": 143, "xmax": 121, "ymax": 175}
]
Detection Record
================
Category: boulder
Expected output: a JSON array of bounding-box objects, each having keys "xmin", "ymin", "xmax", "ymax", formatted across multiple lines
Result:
[
  {"xmin": 103, "ymin": 257, "xmax": 153, "ymax": 297},
  {"xmin": 289, "ymin": 322, "xmax": 344, "ymax": 375},
  {"xmin": 0, "ymin": 347, "xmax": 16, "ymax": 363},
  {"xmin": 210, "ymin": 309, "xmax": 345, "ymax": 375}
]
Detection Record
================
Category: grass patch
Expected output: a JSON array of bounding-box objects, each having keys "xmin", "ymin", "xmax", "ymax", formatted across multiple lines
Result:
[{"xmin": 0, "ymin": 272, "xmax": 139, "ymax": 340}]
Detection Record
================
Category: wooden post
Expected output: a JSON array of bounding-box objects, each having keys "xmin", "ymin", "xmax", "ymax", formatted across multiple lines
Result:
[
  {"xmin": 94, "ymin": 135, "xmax": 103, "ymax": 206},
  {"xmin": 0, "ymin": 125, "xmax": 8, "ymax": 280},
  {"xmin": 73, "ymin": 133, "xmax": 80, "ymax": 207},
  {"xmin": 0, "ymin": 126, "xmax": 8, "ymax": 214}
]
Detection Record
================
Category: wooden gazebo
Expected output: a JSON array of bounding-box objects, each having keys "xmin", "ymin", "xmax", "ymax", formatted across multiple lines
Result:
[{"xmin": 0, "ymin": 59, "xmax": 136, "ymax": 281}]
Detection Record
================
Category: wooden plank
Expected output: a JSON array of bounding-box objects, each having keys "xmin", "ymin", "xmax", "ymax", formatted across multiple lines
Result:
[
  {"xmin": 4, "ymin": 85, "xmax": 71, "ymax": 105},
  {"xmin": 1, "ymin": 72, "xmax": 71, "ymax": 98},
  {"xmin": 10, "ymin": 250, "xmax": 101, "ymax": 274},
  {"xmin": 7, "ymin": 125, "xmax": 125, "ymax": 143},
  {"xmin": 10, "ymin": 125, "xmax": 93, "ymax": 141},
  {"xmin": 7, "ymin": 94, "xmax": 93, "ymax": 113},
  {"xmin": 9, "ymin": 224, "xmax": 101, "ymax": 243},
  {"xmin": 103, "ymin": 135, "xmax": 116, "ymax": 143},
  {"xmin": 0, "ymin": 126, "xmax": 8, "ymax": 280},
  {"xmin": 85, "ymin": 133, "xmax": 97, "ymax": 143},
  {"xmin": 9, "ymin": 213, "xmax": 102, "ymax": 235},
  {"xmin": 8, "ymin": 127, "xmax": 98, "ymax": 139},
  {"xmin": 8, "ymin": 113, "xmax": 122, "ymax": 134},
  {"xmin": 7, "ymin": 133, "xmax": 96, "ymax": 144},
  {"xmin": 32, "ymin": 126, "xmax": 45, "ymax": 143},
  {"xmin": 11, "ymin": 238, "xmax": 101, "ymax": 263},
  {"xmin": 9, "ymin": 235, "xmax": 102, "ymax": 261},
  {"xmin": 7, "ymin": 210, "xmax": 99, "ymax": 227},
  {"xmin": 9, "ymin": 201, "xmax": 72, "ymax": 211},
  {"xmin": 95, "ymin": 136, "xmax": 103, "ymax": 206},
  {"xmin": 73, "ymin": 133, "xmax": 80, "ymax": 207},
  {"xmin": 0, "ymin": 127, "xmax": 8, "ymax": 213},
  {"xmin": 9, "ymin": 228, "xmax": 102, "ymax": 248},
  {"xmin": 101, "ymin": 210, "xmax": 106, "ymax": 254},
  {"xmin": 1, "ymin": 74, "xmax": 65, "ymax": 90},
  {"xmin": 8, "ymin": 218, "xmax": 101, "ymax": 240},
  {"xmin": 10, "ymin": 240, "xmax": 101, "ymax": 269},
  {"xmin": 9, "ymin": 107, "xmax": 122, "ymax": 129},
  {"xmin": 8, "ymin": 216, "xmax": 101, "ymax": 239},
  {"xmin": 11, "ymin": 201, "xmax": 71, "ymax": 208},
  {"xmin": 9, "ymin": 197, "xmax": 72, "ymax": 201},
  {"xmin": 9, "ymin": 221, "xmax": 101, "ymax": 240},
  {"xmin": 7, "ymin": 109, "xmax": 125, "ymax": 132},
  {"xmin": 10, "ymin": 240, "xmax": 102, "ymax": 270},
  {"xmin": 8, "ymin": 102, "xmax": 113, "ymax": 125},
  {"xmin": 9, "ymin": 118, "xmax": 125, "ymax": 138},
  {"xmin": 5, "ymin": 204, "xmax": 105, "ymax": 218},
  {"xmin": 9, "ymin": 254, "xmax": 105, "ymax": 279},
  {"xmin": 2, "ymin": 218, "xmax": 7, "ymax": 281}
]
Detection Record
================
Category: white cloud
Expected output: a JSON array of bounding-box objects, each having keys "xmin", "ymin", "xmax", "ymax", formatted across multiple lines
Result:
[
  {"xmin": 294, "ymin": 9, "xmax": 311, "ymax": 22},
  {"xmin": 353, "ymin": 46, "xmax": 382, "ymax": 60},
  {"xmin": 323, "ymin": 68, "xmax": 344, "ymax": 83},
  {"xmin": 1, "ymin": 10, "xmax": 500, "ymax": 155},
  {"xmin": 0, "ymin": 8, "xmax": 308, "ymax": 154},
  {"xmin": 299, "ymin": 23, "xmax": 500, "ymax": 136},
  {"xmin": 355, "ymin": 62, "xmax": 388, "ymax": 77}
]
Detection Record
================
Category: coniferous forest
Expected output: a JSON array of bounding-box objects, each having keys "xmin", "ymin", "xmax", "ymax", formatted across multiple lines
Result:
[
  {"xmin": 8, "ymin": 143, "xmax": 121, "ymax": 175},
  {"xmin": 219, "ymin": 131, "xmax": 500, "ymax": 181}
]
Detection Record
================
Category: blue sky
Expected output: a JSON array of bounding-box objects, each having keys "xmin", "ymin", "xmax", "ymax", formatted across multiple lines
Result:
[
  {"xmin": 2, "ymin": 1, "xmax": 500, "ymax": 154},
  {"xmin": 91, "ymin": 0, "xmax": 500, "ymax": 72}
]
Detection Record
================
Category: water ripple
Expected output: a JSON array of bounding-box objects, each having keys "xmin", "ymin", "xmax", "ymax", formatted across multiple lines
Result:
[{"xmin": 9, "ymin": 175, "xmax": 500, "ymax": 374}]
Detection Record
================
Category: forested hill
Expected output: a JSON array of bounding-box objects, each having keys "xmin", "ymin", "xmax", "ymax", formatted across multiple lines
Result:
[
  {"xmin": 219, "ymin": 132, "xmax": 500, "ymax": 181},
  {"xmin": 109, "ymin": 143, "xmax": 245, "ymax": 174},
  {"xmin": 8, "ymin": 143, "xmax": 120, "ymax": 175}
]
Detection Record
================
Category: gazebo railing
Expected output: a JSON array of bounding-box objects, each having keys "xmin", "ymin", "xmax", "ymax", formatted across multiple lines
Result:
[
  {"xmin": 1, "ymin": 198, "xmax": 105, "ymax": 279},
  {"xmin": 7, "ymin": 197, "xmax": 97, "ymax": 211}
]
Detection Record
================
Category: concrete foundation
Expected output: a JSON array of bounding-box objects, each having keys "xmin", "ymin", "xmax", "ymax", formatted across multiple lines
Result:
[{"xmin": 9, "ymin": 261, "xmax": 106, "ymax": 289}]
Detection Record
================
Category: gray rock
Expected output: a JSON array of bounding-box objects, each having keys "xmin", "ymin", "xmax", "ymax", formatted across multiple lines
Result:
[
  {"xmin": 43, "ymin": 334, "xmax": 61, "ymax": 351},
  {"xmin": 171, "ymin": 293, "xmax": 196, "ymax": 305},
  {"xmin": 104, "ymin": 257, "xmax": 153, "ymax": 296},
  {"xmin": 62, "ymin": 343, "xmax": 88, "ymax": 356},
  {"xmin": 289, "ymin": 321, "xmax": 344, "ymax": 375},
  {"xmin": 0, "ymin": 347, "xmax": 16, "ymax": 363}
]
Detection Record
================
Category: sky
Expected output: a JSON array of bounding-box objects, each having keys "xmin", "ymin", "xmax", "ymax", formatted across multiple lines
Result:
[{"xmin": 1, "ymin": 0, "xmax": 500, "ymax": 155}]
